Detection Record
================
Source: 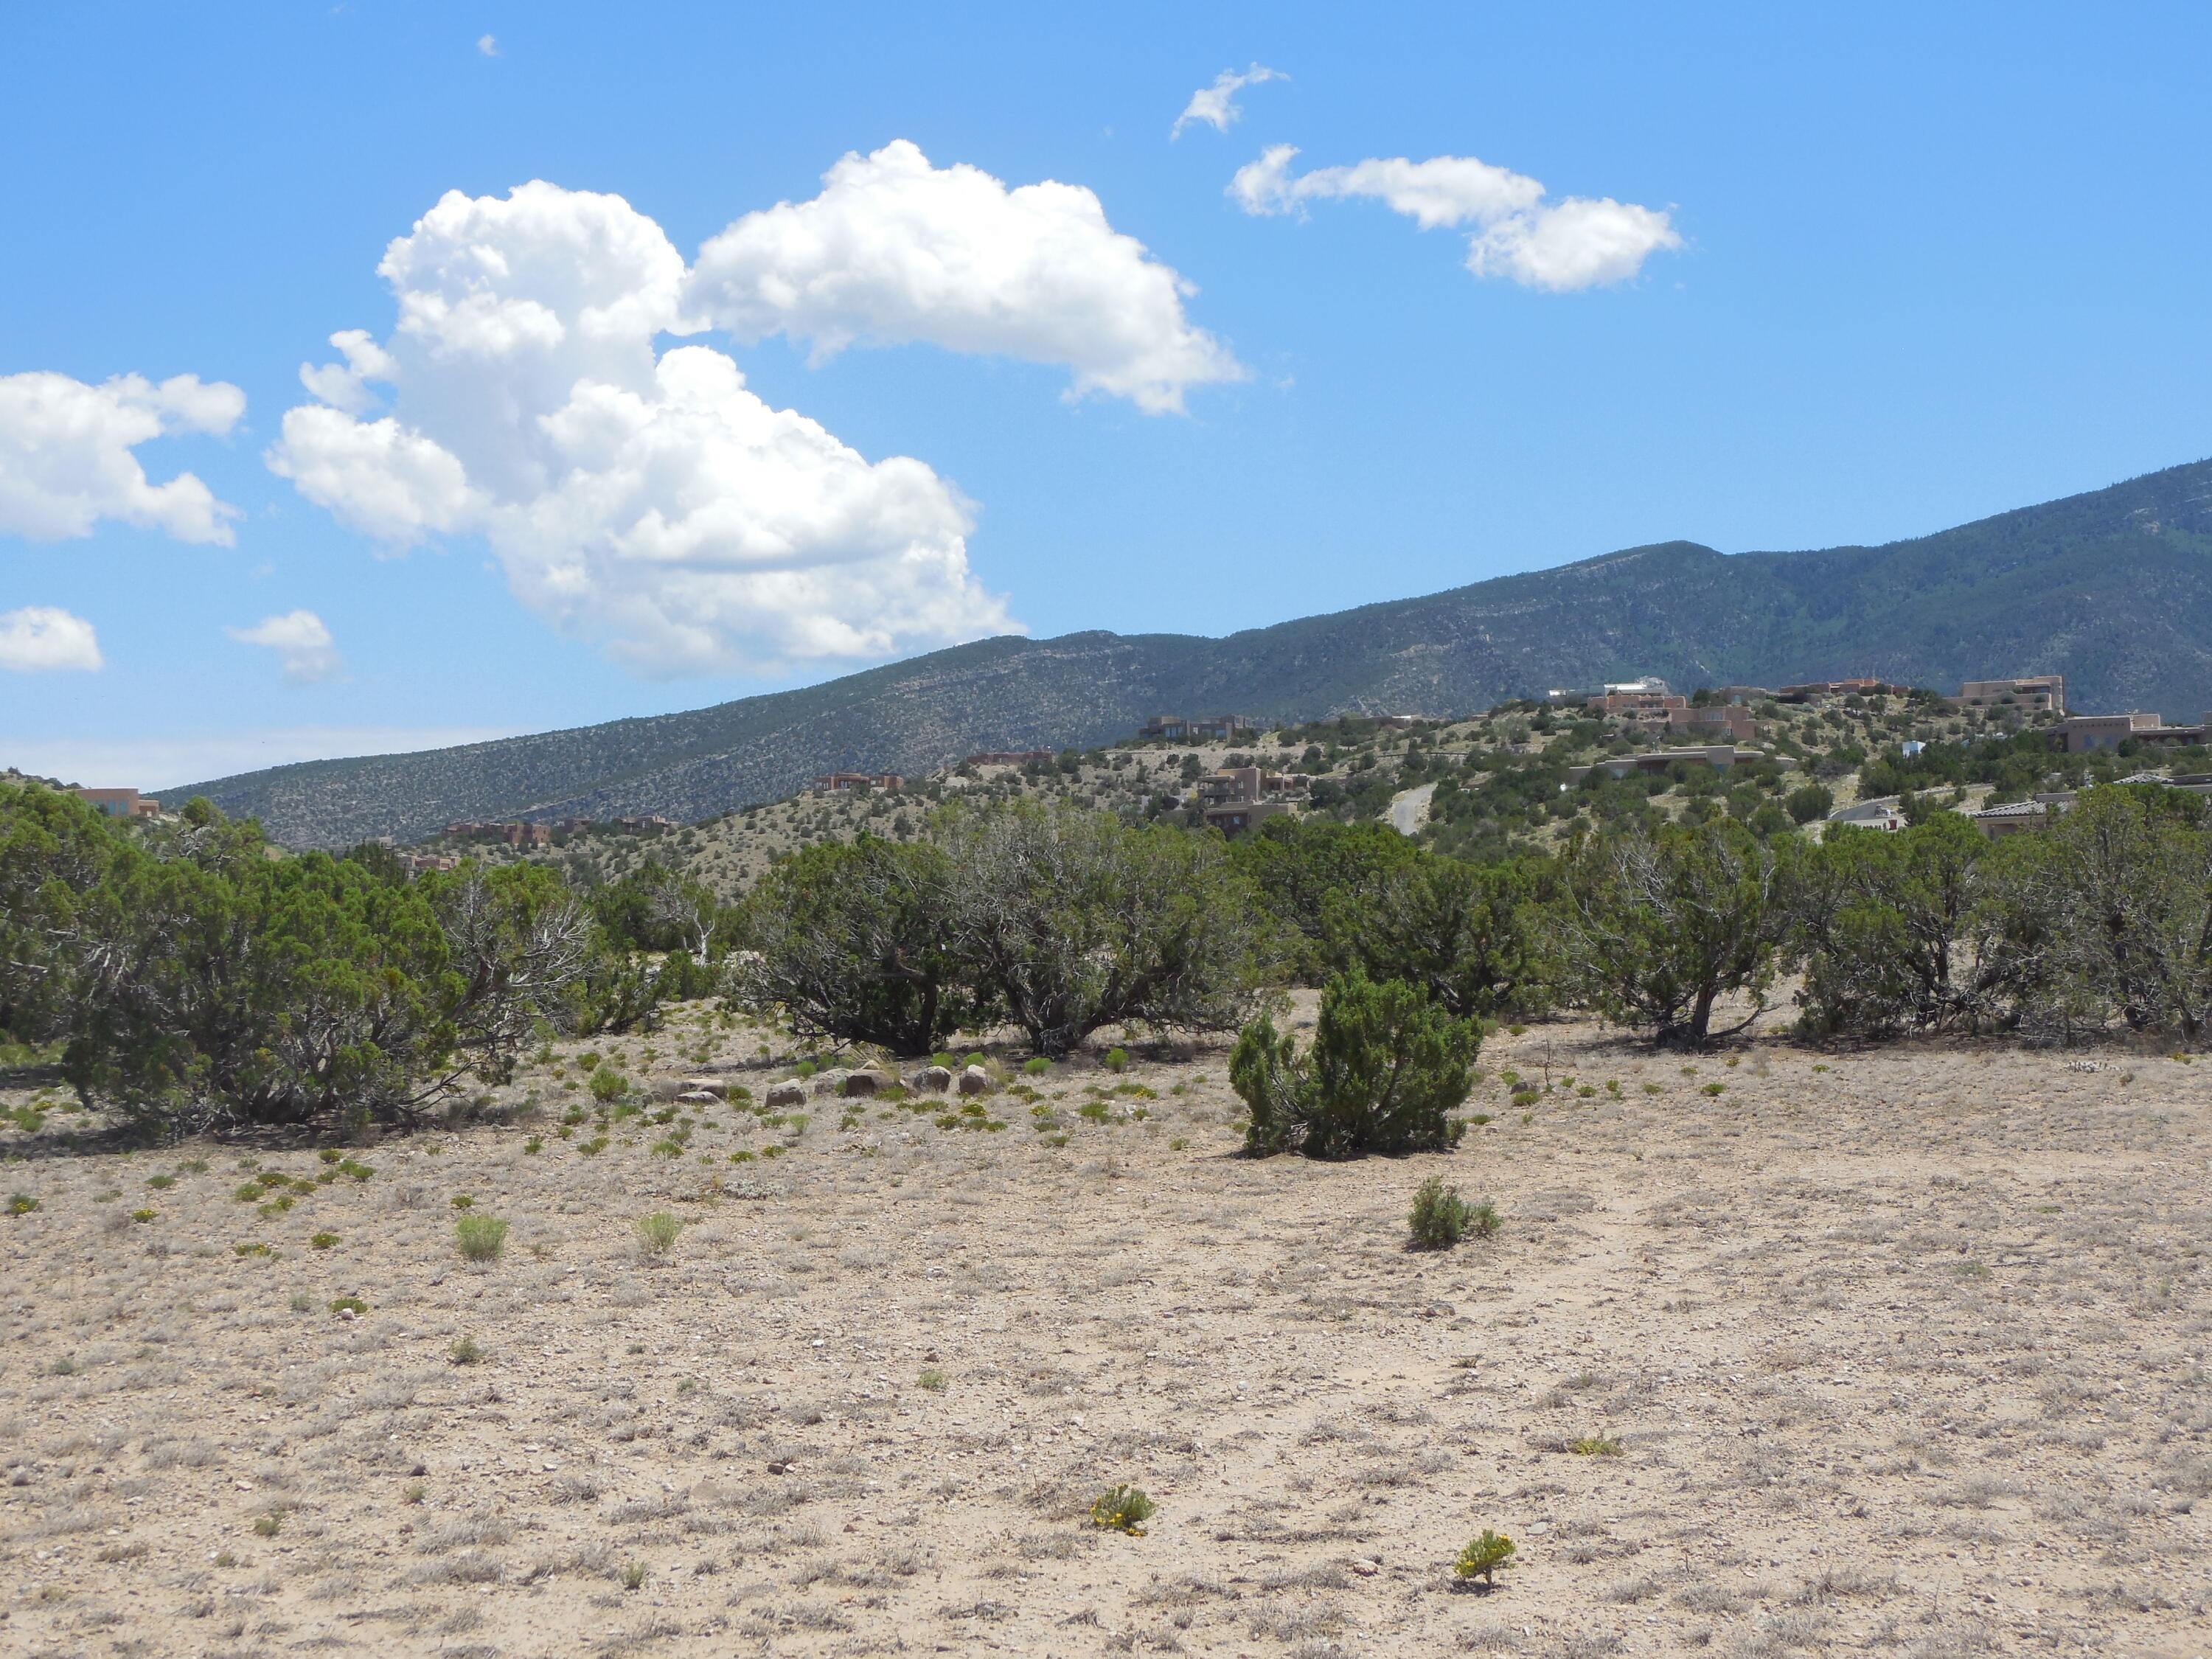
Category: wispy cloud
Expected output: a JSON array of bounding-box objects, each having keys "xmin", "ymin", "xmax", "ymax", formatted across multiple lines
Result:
[
  {"xmin": 0, "ymin": 606, "xmax": 102, "ymax": 673},
  {"xmin": 1232, "ymin": 145, "xmax": 1680, "ymax": 290},
  {"xmin": 1172, "ymin": 64, "xmax": 1283, "ymax": 138},
  {"xmin": 226, "ymin": 609, "xmax": 344, "ymax": 685}
]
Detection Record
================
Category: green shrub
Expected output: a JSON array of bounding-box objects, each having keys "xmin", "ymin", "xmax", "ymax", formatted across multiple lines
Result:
[
  {"xmin": 327, "ymin": 1295, "xmax": 368, "ymax": 1315},
  {"xmin": 145, "ymin": 1174, "xmax": 175, "ymax": 1189},
  {"xmin": 450, "ymin": 1335, "xmax": 482, "ymax": 1366},
  {"xmin": 1407, "ymin": 1177, "xmax": 1473, "ymax": 1249},
  {"xmin": 1103, "ymin": 1047, "xmax": 1130, "ymax": 1072},
  {"xmin": 635, "ymin": 1211, "xmax": 684, "ymax": 1256},
  {"xmin": 1454, "ymin": 1528, "xmax": 1517, "ymax": 1585},
  {"xmin": 1023, "ymin": 1057, "xmax": 1051, "ymax": 1076},
  {"xmin": 309, "ymin": 1231, "xmax": 338, "ymax": 1249},
  {"xmin": 131, "ymin": 1208, "xmax": 157, "ymax": 1223},
  {"xmin": 619, "ymin": 1561, "xmax": 648, "ymax": 1591},
  {"xmin": 1233, "ymin": 970, "xmax": 1480, "ymax": 1159},
  {"xmin": 1568, "ymin": 1434, "xmax": 1623, "ymax": 1456},
  {"xmin": 454, "ymin": 1214, "xmax": 509, "ymax": 1263},
  {"xmin": 917, "ymin": 1368, "xmax": 947, "ymax": 1392},
  {"xmin": 7, "ymin": 1192, "xmax": 40, "ymax": 1215},
  {"xmin": 588, "ymin": 1066, "xmax": 628, "ymax": 1103},
  {"xmin": 1090, "ymin": 1484, "xmax": 1156, "ymax": 1534}
]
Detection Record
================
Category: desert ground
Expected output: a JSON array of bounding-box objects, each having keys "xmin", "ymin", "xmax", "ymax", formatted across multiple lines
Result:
[{"xmin": 3, "ymin": 1005, "xmax": 2209, "ymax": 1659}]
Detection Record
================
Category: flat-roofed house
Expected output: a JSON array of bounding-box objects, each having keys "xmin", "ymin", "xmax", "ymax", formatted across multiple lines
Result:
[{"xmin": 71, "ymin": 787, "xmax": 159, "ymax": 818}]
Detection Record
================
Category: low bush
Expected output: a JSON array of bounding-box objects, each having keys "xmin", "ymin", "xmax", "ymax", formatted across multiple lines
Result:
[
  {"xmin": 1455, "ymin": 1528, "xmax": 1517, "ymax": 1586},
  {"xmin": 635, "ymin": 1211, "xmax": 684, "ymax": 1256},
  {"xmin": 1089, "ymin": 1484, "xmax": 1156, "ymax": 1534},
  {"xmin": 1233, "ymin": 970, "xmax": 1480, "ymax": 1159},
  {"xmin": 1407, "ymin": 1177, "xmax": 1474, "ymax": 1249},
  {"xmin": 454, "ymin": 1214, "xmax": 509, "ymax": 1263}
]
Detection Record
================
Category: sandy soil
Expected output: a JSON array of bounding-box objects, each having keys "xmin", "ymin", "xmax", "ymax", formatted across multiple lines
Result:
[{"xmin": 2, "ymin": 1009, "xmax": 2208, "ymax": 1658}]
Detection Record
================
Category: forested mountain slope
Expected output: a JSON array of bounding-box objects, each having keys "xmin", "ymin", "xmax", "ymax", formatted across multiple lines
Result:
[{"xmin": 166, "ymin": 456, "xmax": 2212, "ymax": 847}]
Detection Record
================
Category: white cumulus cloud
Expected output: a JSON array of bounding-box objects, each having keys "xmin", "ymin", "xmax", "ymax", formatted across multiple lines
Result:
[
  {"xmin": 270, "ymin": 178, "xmax": 1019, "ymax": 677},
  {"xmin": 1231, "ymin": 143, "xmax": 1680, "ymax": 290},
  {"xmin": 477, "ymin": 33, "xmax": 498, "ymax": 56},
  {"xmin": 0, "ymin": 371, "xmax": 246, "ymax": 543},
  {"xmin": 1172, "ymin": 64, "xmax": 1284, "ymax": 138},
  {"xmin": 0, "ymin": 606, "xmax": 103, "ymax": 673},
  {"xmin": 685, "ymin": 139, "xmax": 1242, "ymax": 414},
  {"xmin": 228, "ymin": 610, "xmax": 344, "ymax": 686}
]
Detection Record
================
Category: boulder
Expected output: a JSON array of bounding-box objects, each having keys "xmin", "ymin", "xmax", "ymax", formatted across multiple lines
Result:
[
  {"xmin": 681, "ymin": 1077, "xmax": 728, "ymax": 1099},
  {"xmin": 958, "ymin": 1065, "xmax": 991, "ymax": 1096},
  {"xmin": 843, "ymin": 1070, "xmax": 890, "ymax": 1098},
  {"xmin": 912, "ymin": 1065, "xmax": 953, "ymax": 1093},
  {"xmin": 810, "ymin": 1068, "xmax": 852, "ymax": 1098},
  {"xmin": 765, "ymin": 1079, "xmax": 807, "ymax": 1109},
  {"xmin": 675, "ymin": 1090, "xmax": 719, "ymax": 1106}
]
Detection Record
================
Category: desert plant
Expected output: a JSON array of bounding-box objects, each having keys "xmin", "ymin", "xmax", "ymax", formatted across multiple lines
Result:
[
  {"xmin": 310, "ymin": 1231, "xmax": 338, "ymax": 1248},
  {"xmin": 731, "ymin": 837, "xmax": 981, "ymax": 1055},
  {"xmin": 1407, "ymin": 1177, "xmax": 1473, "ymax": 1249},
  {"xmin": 450, "ymin": 1335, "xmax": 483, "ymax": 1366},
  {"xmin": 131, "ymin": 1208, "xmax": 157, "ymax": 1223},
  {"xmin": 588, "ymin": 1066, "xmax": 628, "ymax": 1103},
  {"xmin": 917, "ymin": 1368, "xmax": 947, "ymax": 1391},
  {"xmin": 6, "ymin": 1192, "xmax": 39, "ymax": 1215},
  {"xmin": 1090, "ymin": 1484, "xmax": 1157, "ymax": 1534},
  {"xmin": 1559, "ymin": 820, "xmax": 1791, "ymax": 1048},
  {"xmin": 327, "ymin": 1295, "xmax": 368, "ymax": 1314},
  {"xmin": 1233, "ymin": 970, "xmax": 1480, "ymax": 1158},
  {"xmin": 288, "ymin": 1292, "xmax": 315, "ymax": 1312},
  {"xmin": 635, "ymin": 1211, "xmax": 684, "ymax": 1256},
  {"xmin": 940, "ymin": 800, "xmax": 1276, "ymax": 1055},
  {"xmin": 454, "ymin": 1214, "xmax": 509, "ymax": 1263},
  {"xmin": 619, "ymin": 1561, "xmax": 648, "ymax": 1590},
  {"xmin": 1568, "ymin": 1434, "xmax": 1623, "ymax": 1456},
  {"xmin": 1455, "ymin": 1528, "xmax": 1517, "ymax": 1586},
  {"xmin": 1102, "ymin": 1046, "xmax": 1130, "ymax": 1072},
  {"xmin": 253, "ymin": 1508, "xmax": 286, "ymax": 1537},
  {"xmin": 1324, "ymin": 854, "xmax": 1557, "ymax": 1020}
]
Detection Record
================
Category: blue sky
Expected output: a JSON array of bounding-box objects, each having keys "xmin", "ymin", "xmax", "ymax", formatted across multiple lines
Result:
[{"xmin": 4, "ymin": 2, "xmax": 2208, "ymax": 788}]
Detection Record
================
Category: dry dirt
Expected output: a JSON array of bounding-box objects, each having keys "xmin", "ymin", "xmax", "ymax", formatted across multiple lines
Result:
[{"xmin": 3, "ymin": 1009, "xmax": 2210, "ymax": 1658}]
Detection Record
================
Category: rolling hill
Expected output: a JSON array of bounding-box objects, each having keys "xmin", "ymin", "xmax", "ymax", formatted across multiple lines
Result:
[{"xmin": 167, "ymin": 455, "xmax": 2212, "ymax": 848}]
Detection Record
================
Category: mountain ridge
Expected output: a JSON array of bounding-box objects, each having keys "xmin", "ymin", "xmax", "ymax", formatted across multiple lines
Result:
[{"xmin": 161, "ymin": 456, "xmax": 2212, "ymax": 848}]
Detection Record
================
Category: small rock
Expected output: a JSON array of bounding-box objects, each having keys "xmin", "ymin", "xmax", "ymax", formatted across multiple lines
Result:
[
  {"xmin": 1353, "ymin": 1559, "xmax": 1380, "ymax": 1577},
  {"xmin": 914, "ymin": 1065, "xmax": 954, "ymax": 1093},
  {"xmin": 958, "ymin": 1065, "xmax": 991, "ymax": 1096},
  {"xmin": 675, "ymin": 1090, "xmax": 718, "ymax": 1105},
  {"xmin": 765, "ymin": 1079, "xmax": 807, "ymax": 1109}
]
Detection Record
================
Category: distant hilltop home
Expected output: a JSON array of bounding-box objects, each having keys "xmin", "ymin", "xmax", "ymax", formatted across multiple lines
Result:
[
  {"xmin": 1141, "ymin": 714, "xmax": 1251, "ymax": 742},
  {"xmin": 70, "ymin": 787, "xmax": 160, "ymax": 818},
  {"xmin": 1776, "ymin": 678, "xmax": 1912, "ymax": 702},
  {"xmin": 813, "ymin": 772, "xmax": 904, "ymax": 793},
  {"xmin": 617, "ymin": 816, "xmax": 676, "ymax": 831},
  {"xmin": 2058, "ymin": 712, "xmax": 2212, "ymax": 753},
  {"xmin": 1593, "ymin": 682, "xmax": 1761, "ymax": 744},
  {"xmin": 1959, "ymin": 675, "xmax": 2065, "ymax": 714},
  {"xmin": 1197, "ymin": 765, "xmax": 1299, "ymax": 837},
  {"xmin": 962, "ymin": 751, "xmax": 1056, "ymax": 768}
]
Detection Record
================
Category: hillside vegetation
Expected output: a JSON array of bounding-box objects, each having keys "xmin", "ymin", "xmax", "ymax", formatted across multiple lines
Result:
[{"xmin": 165, "ymin": 456, "xmax": 2212, "ymax": 849}]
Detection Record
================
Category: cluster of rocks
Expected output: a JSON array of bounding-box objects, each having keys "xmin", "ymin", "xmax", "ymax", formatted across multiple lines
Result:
[
  {"xmin": 649, "ymin": 1060, "xmax": 995, "ymax": 1113},
  {"xmin": 755, "ymin": 1062, "xmax": 992, "ymax": 1110}
]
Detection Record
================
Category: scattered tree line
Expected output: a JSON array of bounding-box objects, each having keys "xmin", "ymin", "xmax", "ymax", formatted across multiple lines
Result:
[{"xmin": 12, "ymin": 774, "xmax": 2212, "ymax": 1150}]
